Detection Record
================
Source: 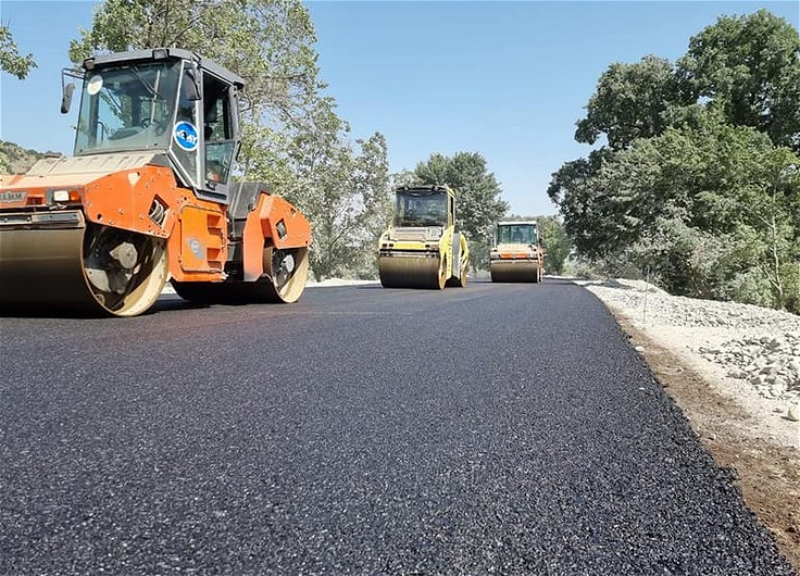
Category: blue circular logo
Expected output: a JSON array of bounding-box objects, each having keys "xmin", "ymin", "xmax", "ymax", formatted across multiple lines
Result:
[{"xmin": 173, "ymin": 122, "xmax": 199, "ymax": 151}]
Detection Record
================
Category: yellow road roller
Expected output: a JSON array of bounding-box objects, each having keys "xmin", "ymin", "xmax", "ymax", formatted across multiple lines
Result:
[
  {"xmin": 378, "ymin": 185, "xmax": 468, "ymax": 289},
  {"xmin": 489, "ymin": 221, "xmax": 544, "ymax": 283}
]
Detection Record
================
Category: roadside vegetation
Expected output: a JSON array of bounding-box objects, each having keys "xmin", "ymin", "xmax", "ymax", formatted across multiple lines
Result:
[
  {"xmin": 0, "ymin": 141, "xmax": 47, "ymax": 174},
  {"xmin": 549, "ymin": 10, "xmax": 800, "ymax": 314},
  {"xmin": 1, "ymin": 4, "xmax": 797, "ymax": 313}
]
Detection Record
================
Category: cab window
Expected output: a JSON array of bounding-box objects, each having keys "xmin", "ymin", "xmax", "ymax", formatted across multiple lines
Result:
[{"xmin": 203, "ymin": 75, "xmax": 236, "ymax": 187}]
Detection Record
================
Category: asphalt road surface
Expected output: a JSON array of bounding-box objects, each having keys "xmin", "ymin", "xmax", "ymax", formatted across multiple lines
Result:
[{"xmin": 1, "ymin": 278, "xmax": 795, "ymax": 576}]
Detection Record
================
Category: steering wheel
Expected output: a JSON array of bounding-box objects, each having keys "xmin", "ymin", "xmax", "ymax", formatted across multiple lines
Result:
[
  {"xmin": 140, "ymin": 118, "xmax": 166, "ymax": 135},
  {"xmin": 109, "ymin": 126, "xmax": 142, "ymax": 140}
]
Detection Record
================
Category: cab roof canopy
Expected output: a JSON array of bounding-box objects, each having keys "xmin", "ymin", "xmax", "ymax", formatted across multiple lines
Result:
[
  {"xmin": 397, "ymin": 185, "xmax": 453, "ymax": 196},
  {"xmin": 83, "ymin": 47, "xmax": 245, "ymax": 89},
  {"xmin": 498, "ymin": 221, "xmax": 537, "ymax": 226}
]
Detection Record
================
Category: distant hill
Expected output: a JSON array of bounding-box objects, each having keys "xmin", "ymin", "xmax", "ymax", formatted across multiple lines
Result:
[{"xmin": 0, "ymin": 140, "xmax": 60, "ymax": 174}]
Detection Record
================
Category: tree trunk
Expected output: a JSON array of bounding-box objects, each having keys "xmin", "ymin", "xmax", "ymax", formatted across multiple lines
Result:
[{"xmin": 769, "ymin": 208, "xmax": 784, "ymax": 307}]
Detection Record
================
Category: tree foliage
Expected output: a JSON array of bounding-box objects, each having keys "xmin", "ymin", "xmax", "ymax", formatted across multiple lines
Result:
[
  {"xmin": 593, "ymin": 114, "xmax": 799, "ymax": 302},
  {"xmin": 547, "ymin": 148, "xmax": 626, "ymax": 259},
  {"xmin": 575, "ymin": 55, "xmax": 680, "ymax": 151},
  {"xmin": 676, "ymin": 9, "xmax": 800, "ymax": 151},
  {"xmin": 0, "ymin": 23, "xmax": 36, "ymax": 79},
  {"xmin": 535, "ymin": 216, "xmax": 571, "ymax": 276},
  {"xmin": 258, "ymin": 98, "xmax": 391, "ymax": 279},
  {"xmin": 551, "ymin": 9, "xmax": 800, "ymax": 312}
]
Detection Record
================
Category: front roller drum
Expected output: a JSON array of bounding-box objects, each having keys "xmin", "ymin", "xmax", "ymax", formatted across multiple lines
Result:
[
  {"xmin": 490, "ymin": 260, "xmax": 540, "ymax": 283},
  {"xmin": 379, "ymin": 251, "xmax": 445, "ymax": 289},
  {"xmin": 0, "ymin": 211, "xmax": 168, "ymax": 316},
  {"xmin": 172, "ymin": 246, "xmax": 310, "ymax": 305}
]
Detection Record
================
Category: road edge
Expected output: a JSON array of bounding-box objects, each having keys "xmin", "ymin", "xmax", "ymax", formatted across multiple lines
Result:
[{"xmin": 609, "ymin": 310, "xmax": 800, "ymax": 573}]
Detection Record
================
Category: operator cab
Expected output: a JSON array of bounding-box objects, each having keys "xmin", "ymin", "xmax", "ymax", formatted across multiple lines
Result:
[
  {"xmin": 65, "ymin": 48, "xmax": 243, "ymax": 203},
  {"xmin": 495, "ymin": 222, "xmax": 539, "ymax": 246},
  {"xmin": 393, "ymin": 186, "xmax": 454, "ymax": 228}
]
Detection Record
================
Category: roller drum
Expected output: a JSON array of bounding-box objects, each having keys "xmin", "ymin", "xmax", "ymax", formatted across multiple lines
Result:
[
  {"xmin": 378, "ymin": 251, "xmax": 444, "ymax": 289},
  {"xmin": 172, "ymin": 246, "xmax": 310, "ymax": 304},
  {"xmin": 0, "ymin": 225, "xmax": 91, "ymax": 309},
  {"xmin": 490, "ymin": 260, "xmax": 540, "ymax": 283},
  {"xmin": 0, "ymin": 211, "xmax": 168, "ymax": 316}
]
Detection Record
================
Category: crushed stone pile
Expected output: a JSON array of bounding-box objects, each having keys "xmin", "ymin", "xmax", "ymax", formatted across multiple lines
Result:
[
  {"xmin": 699, "ymin": 333, "xmax": 800, "ymax": 403},
  {"xmin": 580, "ymin": 279, "xmax": 800, "ymax": 406}
]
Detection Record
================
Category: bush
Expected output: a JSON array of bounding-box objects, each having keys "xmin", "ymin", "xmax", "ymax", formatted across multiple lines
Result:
[
  {"xmin": 563, "ymin": 257, "xmax": 601, "ymax": 279},
  {"xmin": 780, "ymin": 262, "xmax": 800, "ymax": 314},
  {"xmin": 724, "ymin": 268, "xmax": 777, "ymax": 308}
]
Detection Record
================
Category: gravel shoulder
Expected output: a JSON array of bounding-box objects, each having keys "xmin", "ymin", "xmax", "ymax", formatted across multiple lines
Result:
[{"xmin": 577, "ymin": 277, "xmax": 800, "ymax": 571}]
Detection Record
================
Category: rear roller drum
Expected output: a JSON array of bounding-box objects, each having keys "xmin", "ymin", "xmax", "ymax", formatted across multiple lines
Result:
[
  {"xmin": 172, "ymin": 246, "xmax": 309, "ymax": 305},
  {"xmin": 445, "ymin": 235, "xmax": 467, "ymax": 288},
  {"xmin": 490, "ymin": 261, "xmax": 540, "ymax": 283}
]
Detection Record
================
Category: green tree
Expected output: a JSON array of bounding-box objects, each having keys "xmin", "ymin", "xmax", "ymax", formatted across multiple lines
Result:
[
  {"xmin": 535, "ymin": 216, "xmax": 571, "ymax": 276},
  {"xmin": 389, "ymin": 169, "xmax": 416, "ymax": 189},
  {"xmin": 575, "ymin": 55, "xmax": 680, "ymax": 151},
  {"xmin": 413, "ymin": 152, "xmax": 508, "ymax": 271},
  {"xmin": 746, "ymin": 149, "xmax": 800, "ymax": 309},
  {"xmin": 248, "ymin": 96, "xmax": 390, "ymax": 280},
  {"xmin": 547, "ymin": 148, "xmax": 627, "ymax": 259},
  {"xmin": 550, "ymin": 9, "xmax": 800, "ymax": 312},
  {"xmin": 589, "ymin": 112, "xmax": 800, "ymax": 307},
  {"xmin": 304, "ymin": 129, "xmax": 391, "ymax": 281},
  {"xmin": 0, "ymin": 23, "xmax": 36, "ymax": 79},
  {"xmin": 676, "ymin": 9, "xmax": 800, "ymax": 151}
]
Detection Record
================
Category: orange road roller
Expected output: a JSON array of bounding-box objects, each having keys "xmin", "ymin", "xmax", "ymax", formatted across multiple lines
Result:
[{"xmin": 0, "ymin": 48, "xmax": 311, "ymax": 316}]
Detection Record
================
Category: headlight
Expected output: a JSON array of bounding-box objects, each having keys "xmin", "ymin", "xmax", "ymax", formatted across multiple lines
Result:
[
  {"xmin": 425, "ymin": 227, "xmax": 444, "ymax": 240},
  {"xmin": 51, "ymin": 189, "xmax": 81, "ymax": 204}
]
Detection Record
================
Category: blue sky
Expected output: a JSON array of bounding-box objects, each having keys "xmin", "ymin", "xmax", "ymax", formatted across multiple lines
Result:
[{"xmin": 1, "ymin": 1, "xmax": 798, "ymax": 216}]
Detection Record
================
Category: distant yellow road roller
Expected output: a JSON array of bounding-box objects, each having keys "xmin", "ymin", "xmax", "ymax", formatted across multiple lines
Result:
[
  {"xmin": 489, "ymin": 221, "xmax": 544, "ymax": 283},
  {"xmin": 378, "ymin": 185, "xmax": 469, "ymax": 289}
]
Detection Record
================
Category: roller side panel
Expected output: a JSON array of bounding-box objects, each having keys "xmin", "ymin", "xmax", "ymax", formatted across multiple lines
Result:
[
  {"xmin": 446, "ymin": 232, "xmax": 466, "ymax": 287},
  {"xmin": 241, "ymin": 191, "xmax": 312, "ymax": 282}
]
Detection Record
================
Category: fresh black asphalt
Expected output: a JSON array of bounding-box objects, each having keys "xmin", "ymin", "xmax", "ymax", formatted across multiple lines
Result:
[{"xmin": 1, "ymin": 278, "xmax": 795, "ymax": 575}]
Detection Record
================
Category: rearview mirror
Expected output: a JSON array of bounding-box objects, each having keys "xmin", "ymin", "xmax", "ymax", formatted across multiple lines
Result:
[
  {"xmin": 60, "ymin": 67, "xmax": 83, "ymax": 114},
  {"xmin": 185, "ymin": 65, "xmax": 202, "ymax": 101},
  {"xmin": 60, "ymin": 67, "xmax": 85, "ymax": 114},
  {"xmin": 60, "ymin": 83, "xmax": 75, "ymax": 114}
]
